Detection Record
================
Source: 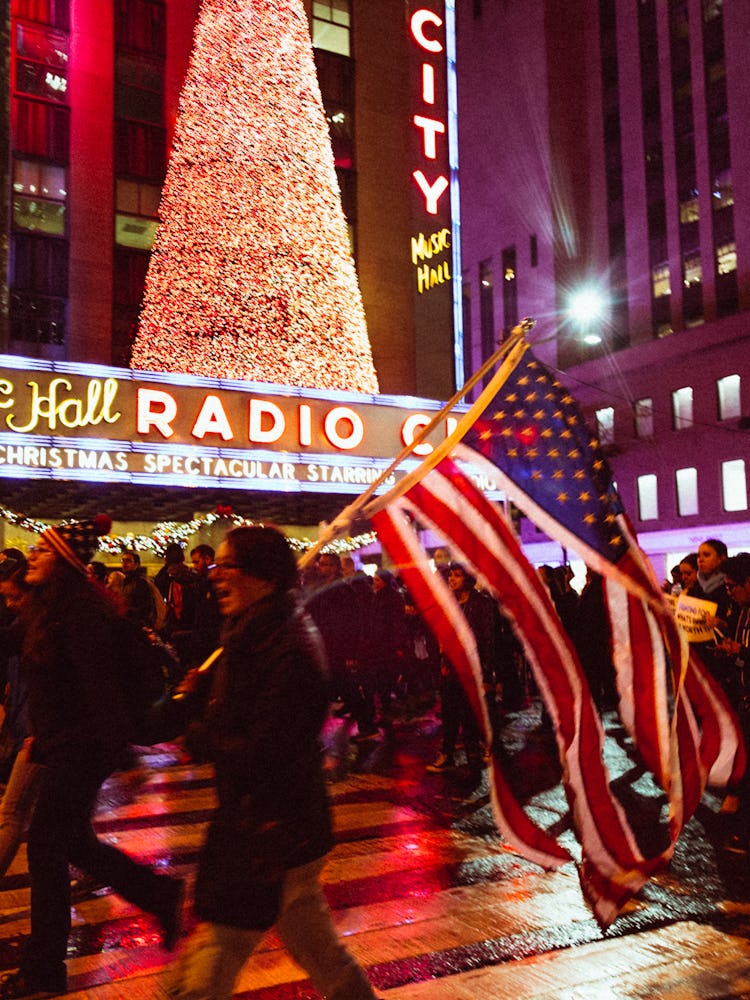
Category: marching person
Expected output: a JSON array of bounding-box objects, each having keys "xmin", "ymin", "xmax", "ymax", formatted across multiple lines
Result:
[
  {"xmin": 165, "ymin": 525, "xmax": 379, "ymax": 1000},
  {"xmin": 188, "ymin": 544, "xmax": 222, "ymax": 668},
  {"xmin": 713, "ymin": 552, "xmax": 750, "ymax": 850},
  {"xmin": 0, "ymin": 550, "xmax": 44, "ymax": 881},
  {"xmin": 0, "ymin": 516, "xmax": 183, "ymax": 1000},
  {"xmin": 427, "ymin": 563, "xmax": 495, "ymax": 776}
]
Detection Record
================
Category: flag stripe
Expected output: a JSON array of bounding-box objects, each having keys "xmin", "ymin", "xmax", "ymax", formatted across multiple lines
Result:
[
  {"xmin": 375, "ymin": 459, "xmax": 677, "ymax": 925},
  {"xmin": 372, "ymin": 505, "xmax": 570, "ymax": 870}
]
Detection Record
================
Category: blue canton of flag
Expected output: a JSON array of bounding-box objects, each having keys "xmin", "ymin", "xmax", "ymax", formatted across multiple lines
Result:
[{"xmin": 458, "ymin": 348, "xmax": 629, "ymax": 568}]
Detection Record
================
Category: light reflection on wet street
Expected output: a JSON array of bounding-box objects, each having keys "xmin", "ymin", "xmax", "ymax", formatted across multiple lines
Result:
[{"xmin": 2, "ymin": 701, "xmax": 750, "ymax": 997}]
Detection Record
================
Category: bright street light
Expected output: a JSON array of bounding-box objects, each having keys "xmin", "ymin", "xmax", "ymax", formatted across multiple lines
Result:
[{"xmin": 567, "ymin": 286, "xmax": 607, "ymax": 344}]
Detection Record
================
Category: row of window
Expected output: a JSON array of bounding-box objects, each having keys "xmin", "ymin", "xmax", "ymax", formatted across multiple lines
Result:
[
  {"xmin": 595, "ymin": 373, "xmax": 742, "ymax": 445},
  {"xmin": 637, "ymin": 458, "xmax": 747, "ymax": 520},
  {"xmin": 598, "ymin": 0, "xmax": 739, "ymax": 347},
  {"xmin": 9, "ymin": 2, "xmax": 70, "ymax": 345},
  {"xmin": 9, "ymin": 1, "xmax": 169, "ymax": 351}
]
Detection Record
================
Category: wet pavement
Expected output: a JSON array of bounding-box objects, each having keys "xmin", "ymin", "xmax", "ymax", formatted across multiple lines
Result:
[{"xmin": 2, "ymin": 700, "xmax": 750, "ymax": 997}]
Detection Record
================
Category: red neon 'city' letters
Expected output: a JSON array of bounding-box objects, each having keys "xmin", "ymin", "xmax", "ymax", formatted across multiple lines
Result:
[
  {"xmin": 422, "ymin": 64, "xmax": 436, "ymax": 104},
  {"xmin": 410, "ymin": 9, "xmax": 444, "ymax": 53},
  {"xmin": 413, "ymin": 115, "xmax": 445, "ymax": 158},
  {"xmin": 413, "ymin": 170, "xmax": 449, "ymax": 215}
]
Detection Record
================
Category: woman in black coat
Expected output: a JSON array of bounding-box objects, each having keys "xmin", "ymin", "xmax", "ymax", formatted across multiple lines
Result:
[
  {"xmin": 166, "ymin": 525, "xmax": 378, "ymax": 1000},
  {"xmin": 0, "ymin": 517, "xmax": 182, "ymax": 1000}
]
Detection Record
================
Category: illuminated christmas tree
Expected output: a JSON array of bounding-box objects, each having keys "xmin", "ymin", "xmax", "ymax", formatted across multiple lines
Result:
[{"xmin": 131, "ymin": 0, "xmax": 378, "ymax": 393}]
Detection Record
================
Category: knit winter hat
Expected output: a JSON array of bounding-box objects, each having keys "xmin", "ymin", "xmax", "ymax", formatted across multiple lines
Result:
[{"xmin": 42, "ymin": 514, "xmax": 112, "ymax": 576}]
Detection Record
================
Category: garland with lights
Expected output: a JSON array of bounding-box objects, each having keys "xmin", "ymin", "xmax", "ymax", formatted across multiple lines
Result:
[
  {"xmin": 131, "ymin": 0, "xmax": 378, "ymax": 393},
  {"xmin": 0, "ymin": 504, "xmax": 376, "ymax": 558}
]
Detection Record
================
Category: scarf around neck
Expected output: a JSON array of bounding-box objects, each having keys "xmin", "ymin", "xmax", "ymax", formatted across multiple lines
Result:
[{"xmin": 697, "ymin": 570, "xmax": 726, "ymax": 595}]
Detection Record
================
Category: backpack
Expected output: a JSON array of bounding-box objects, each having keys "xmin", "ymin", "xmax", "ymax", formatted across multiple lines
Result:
[
  {"xmin": 145, "ymin": 576, "xmax": 168, "ymax": 630},
  {"xmin": 115, "ymin": 620, "xmax": 183, "ymax": 745}
]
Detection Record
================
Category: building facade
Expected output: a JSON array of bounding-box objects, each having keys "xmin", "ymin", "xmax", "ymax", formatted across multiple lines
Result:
[
  {"xmin": 457, "ymin": 0, "xmax": 750, "ymax": 571},
  {"xmin": 2, "ymin": 0, "xmax": 459, "ymax": 401}
]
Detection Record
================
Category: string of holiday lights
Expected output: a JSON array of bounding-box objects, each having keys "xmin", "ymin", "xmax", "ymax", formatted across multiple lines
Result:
[
  {"xmin": 131, "ymin": 0, "xmax": 378, "ymax": 394},
  {"xmin": 0, "ymin": 504, "xmax": 376, "ymax": 558}
]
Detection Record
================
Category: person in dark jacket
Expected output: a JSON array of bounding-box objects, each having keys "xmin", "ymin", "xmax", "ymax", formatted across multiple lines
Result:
[
  {"xmin": 0, "ymin": 517, "xmax": 183, "ymax": 1000},
  {"xmin": 165, "ymin": 525, "xmax": 378, "ymax": 1000},
  {"xmin": 117, "ymin": 548, "xmax": 158, "ymax": 627},
  {"xmin": 305, "ymin": 552, "xmax": 377, "ymax": 741},
  {"xmin": 0, "ymin": 551, "xmax": 44, "ymax": 880},
  {"xmin": 187, "ymin": 543, "xmax": 222, "ymax": 668},
  {"xmin": 368, "ymin": 569, "xmax": 407, "ymax": 725},
  {"xmin": 427, "ymin": 563, "xmax": 495, "ymax": 775}
]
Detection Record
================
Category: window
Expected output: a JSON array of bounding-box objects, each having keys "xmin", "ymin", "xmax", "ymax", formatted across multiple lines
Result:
[
  {"xmin": 712, "ymin": 168, "xmax": 733, "ymax": 209},
  {"xmin": 12, "ymin": 232, "xmax": 68, "ymax": 295},
  {"xmin": 501, "ymin": 246, "xmax": 518, "ymax": 336},
  {"xmin": 634, "ymin": 398, "xmax": 654, "ymax": 438},
  {"xmin": 637, "ymin": 474, "xmax": 659, "ymax": 520},
  {"xmin": 461, "ymin": 281, "xmax": 472, "ymax": 386},
  {"xmin": 113, "ymin": 248, "xmax": 150, "ymax": 366},
  {"xmin": 595, "ymin": 406, "xmax": 615, "ymax": 447},
  {"xmin": 702, "ymin": 0, "xmax": 723, "ymax": 22},
  {"xmin": 717, "ymin": 374, "xmax": 741, "ymax": 421},
  {"xmin": 651, "ymin": 263, "xmax": 670, "ymax": 298},
  {"xmin": 12, "ymin": 97, "xmax": 69, "ymax": 159},
  {"xmin": 12, "ymin": 158, "xmax": 66, "ymax": 236},
  {"xmin": 10, "ymin": 289, "xmax": 66, "ymax": 344},
  {"xmin": 675, "ymin": 467, "xmax": 698, "ymax": 515},
  {"xmin": 114, "ymin": 120, "xmax": 166, "ymax": 181},
  {"xmin": 113, "ymin": 247, "xmax": 149, "ymax": 309},
  {"xmin": 325, "ymin": 108, "xmax": 353, "ymax": 169},
  {"xmin": 115, "ymin": 0, "xmax": 166, "ymax": 57},
  {"xmin": 683, "ymin": 252, "xmax": 702, "ymax": 286},
  {"xmin": 115, "ymin": 179, "xmax": 160, "ymax": 249},
  {"xmin": 115, "ymin": 53, "xmax": 164, "ymax": 124},
  {"xmin": 313, "ymin": 0, "xmax": 351, "ymax": 57},
  {"xmin": 716, "ymin": 241, "xmax": 736, "ymax": 274},
  {"xmin": 722, "ymin": 459, "xmax": 747, "ymax": 512},
  {"xmin": 15, "ymin": 21, "xmax": 67, "ymax": 69},
  {"xmin": 672, "ymin": 386, "xmax": 693, "ymax": 429},
  {"xmin": 14, "ymin": 22, "xmax": 68, "ymax": 103},
  {"xmin": 479, "ymin": 259, "xmax": 494, "ymax": 379},
  {"xmin": 12, "ymin": 0, "xmax": 69, "ymax": 29},
  {"xmin": 10, "ymin": 234, "xmax": 68, "ymax": 344},
  {"xmin": 13, "ymin": 194, "xmax": 64, "ymax": 235},
  {"xmin": 679, "ymin": 196, "xmax": 699, "ymax": 223}
]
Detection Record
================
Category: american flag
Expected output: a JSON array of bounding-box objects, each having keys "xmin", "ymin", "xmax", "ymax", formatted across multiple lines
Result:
[{"xmin": 367, "ymin": 341, "xmax": 744, "ymax": 926}]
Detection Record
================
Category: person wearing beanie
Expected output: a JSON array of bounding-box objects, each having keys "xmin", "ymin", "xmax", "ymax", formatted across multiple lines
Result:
[
  {"xmin": 0, "ymin": 516, "xmax": 184, "ymax": 1000},
  {"xmin": 165, "ymin": 525, "xmax": 378, "ymax": 1000}
]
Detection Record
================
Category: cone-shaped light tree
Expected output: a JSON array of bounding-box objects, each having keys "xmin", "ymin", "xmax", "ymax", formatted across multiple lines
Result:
[{"xmin": 131, "ymin": 0, "xmax": 378, "ymax": 393}]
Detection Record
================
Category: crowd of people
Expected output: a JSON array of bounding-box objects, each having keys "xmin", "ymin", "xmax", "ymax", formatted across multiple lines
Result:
[{"xmin": 0, "ymin": 519, "xmax": 749, "ymax": 997}]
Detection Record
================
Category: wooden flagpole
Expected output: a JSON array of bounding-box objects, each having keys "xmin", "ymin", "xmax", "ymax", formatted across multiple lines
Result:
[{"xmin": 298, "ymin": 319, "xmax": 533, "ymax": 569}]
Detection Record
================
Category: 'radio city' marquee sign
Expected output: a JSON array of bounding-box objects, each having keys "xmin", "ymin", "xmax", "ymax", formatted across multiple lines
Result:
[{"xmin": 0, "ymin": 356, "xmax": 500, "ymax": 497}]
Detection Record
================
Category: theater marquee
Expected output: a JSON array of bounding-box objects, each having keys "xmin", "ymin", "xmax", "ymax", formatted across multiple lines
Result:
[{"xmin": 0, "ymin": 356, "xmax": 499, "ymax": 498}]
